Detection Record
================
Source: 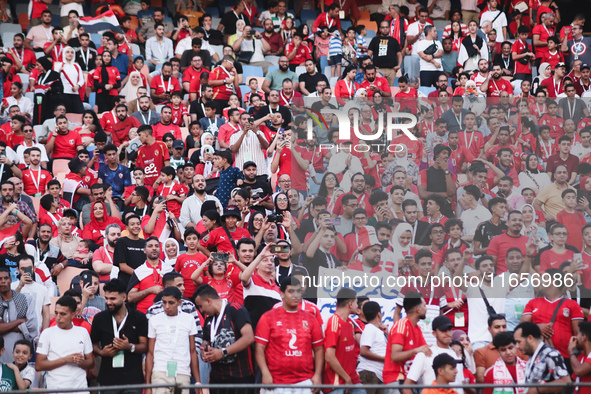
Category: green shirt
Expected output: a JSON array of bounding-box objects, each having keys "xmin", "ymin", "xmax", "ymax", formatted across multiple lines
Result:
[{"xmin": 0, "ymin": 364, "xmax": 17, "ymax": 392}]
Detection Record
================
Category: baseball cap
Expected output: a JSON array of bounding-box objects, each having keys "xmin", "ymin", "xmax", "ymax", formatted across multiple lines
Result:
[
  {"xmin": 582, "ymin": 64, "xmax": 590, "ymax": 71},
  {"xmin": 432, "ymin": 353, "xmax": 461, "ymax": 372},
  {"xmin": 556, "ymin": 62, "xmax": 566, "ymax": 68},
  {"xmin": 243, "ymin": 161, "xmax": 257, "ymax": 170},
  {"xmin": 432, "ymin": 315, "xmax": 453, "ymax": 331},
  {"xmin": 172, "ymin": 139, "xmax": 184, "ymax": 149},
  {"xmin": 357, "ymin": 226, "xmax": 382, "ymax": 251}
]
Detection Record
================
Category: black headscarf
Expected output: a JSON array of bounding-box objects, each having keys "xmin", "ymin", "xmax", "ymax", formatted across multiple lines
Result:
[{"xmin": 461, "ymin": 35, "xmax": 484, "ymax": 58}]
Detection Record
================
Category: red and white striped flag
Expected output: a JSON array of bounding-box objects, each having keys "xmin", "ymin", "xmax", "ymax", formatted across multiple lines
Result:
[{"xmin": 79, "ymin": 10, "xmax": 123, "ymax": 34}]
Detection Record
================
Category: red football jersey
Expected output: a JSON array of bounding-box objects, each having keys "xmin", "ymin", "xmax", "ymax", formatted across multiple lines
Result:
[
  {"xmin": 22, "ymin": 168, "xmax": 51, "ymax": 196},
  {"xmin": 523, "ymin": 297, "xmax": 583, "ymax": 357},
  {"xmin": 383, "ymin": 317, "xmax": 427, "ymax": 383},
  {"xmin": 322, "ymin": 314, "xmax": 361, "ymax": 387},
  {"xmin": 200, "ymin": 226, "xmax": 252, "ymax": 259},
  {"xmin": 255, "ymin": 307, "xmax": 324, "ymax": 384},
  {"xmin": 136, "ymin": 141, "xmax": 170, "ymax": 186},
  {"xmin": 174, "ymin": 252, "xmax": 208, "ymax": 298},
  {"xmin": 538, "ymin": 248, "xmax": 575, "ymax": 274},
  {"xmin": 156, "ymin": 181, "xmax": 188, "ymax": 217}
]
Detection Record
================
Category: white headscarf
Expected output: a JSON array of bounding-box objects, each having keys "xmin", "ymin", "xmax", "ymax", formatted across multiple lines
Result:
[
  {"xmin": 391, "ymin": 222, "xmax": 414, "ymax": 262},
  {"xmin": 121, "ymin": 71, "xmax": 144, "ymax": 103},
  {"xmin": 163, "ymin": 238, "xmax": 180, "ymax": 272}
]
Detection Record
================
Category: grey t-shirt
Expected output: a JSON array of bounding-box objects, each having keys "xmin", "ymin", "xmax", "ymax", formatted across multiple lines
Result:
[{"xmin": 265, "ymin": 69, "xmax": 298, "ymax": 91}]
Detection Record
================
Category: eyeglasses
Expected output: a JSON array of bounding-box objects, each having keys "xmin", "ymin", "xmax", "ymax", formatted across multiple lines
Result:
[
  {"xmin": 325, "ymin": 177, "xmax": 337, "ymax": 181},
  {"xmin": 432, "ymin": 230, "xmax": 445, "ymax": 235},
  {"xmin": 346, "ymin": 203, "xmax": 359, "ymax": 208},
  {"xmin": 277, "ymin": 198, "xmax": 288, "ymax": 202},
  {"xmin": 552, "ymin": 232, "xmax": 568, "ymax": 236},
  {"xmin": 24, "ymin": 129, "xmax": 34, "ymax": 133},
  {"xmin": 279, "ymin": 179, "xmax": 291, "ymax": 183},
  {"xmin": 353, "ymin": 216, "xmax": 367, "ymax": 221},
  {"xmin": 254, "ymin": 218, "xmax": 264, "ymax": 222}
]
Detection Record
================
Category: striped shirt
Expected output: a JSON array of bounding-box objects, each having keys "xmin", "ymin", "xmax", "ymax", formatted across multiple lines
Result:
[
  {"xmin": 328, "ymin": 32, "xmax": 343, "ymax": 57},
  {"xmin": 229, "ymin": 130, "xmax": 268, "ymax": 176}
]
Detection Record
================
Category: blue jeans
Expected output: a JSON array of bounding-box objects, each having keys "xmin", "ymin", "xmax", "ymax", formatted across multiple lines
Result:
[
  {"xmin": 196, "ymin": 347, "xmax": 211, "ymax": 384},
  {"xmin": 319, "ymin": 56, "xmax": 329, "ymax": 76}
]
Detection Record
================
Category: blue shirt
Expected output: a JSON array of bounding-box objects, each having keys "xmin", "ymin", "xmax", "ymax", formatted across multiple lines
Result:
[
  {"xmin": 111, "ymin": 51, "xmax": 129, "ymax": 79},
  {"xmin": 98, "ymin": 164, "xmax": 132, "ymax": 198},
  {"xmin": 216, "ymin": 165, "xmax": 244, "ymax": 207}
]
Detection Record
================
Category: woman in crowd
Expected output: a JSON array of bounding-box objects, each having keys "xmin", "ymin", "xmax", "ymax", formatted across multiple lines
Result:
[
  {"xmin": 120, "ymin": 70, "xmax": 146, "ymax": 103},
  {"xmin": 318, "ymin": 172, "xmax": 340, "ymax": 205},
  {"xmin": 82, "ymin": 201, "xmax": 125, "ymax": 246},
  {"xmin": 521, "ymin": 203, "xmax": 549, "ymax": 247},
  {"xmin": 51, "ymin": 217, "xmax": 82, "ymax": 265},
  {"xmin": 163, "ymin": 238, "xmax": 180, "ymax": 272},
  {"xmin": 518, "ymin": 154, "xmax": 552, "ymax": 195},
  {"xmin": 247, "ymin": 211, "xmax": 266, "ymax": 239},
  {"xmin": 55, "ymin": 46, "xmax": 85, "ymax": 113},
  {"xmin": 33, "ymin": 57, "xmax": 63, "ymax": 125},
  {"xmin": 2, "ymin": 82, "xmax": 33, "ymax": 119},
  {"xmin": 93, "ymin": 51, "xmax": 122, "ymax": 113}
]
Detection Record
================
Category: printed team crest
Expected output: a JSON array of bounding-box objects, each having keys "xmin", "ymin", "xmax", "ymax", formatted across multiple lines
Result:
[
  {"xmin": 203, "ymin": 234, "xmax": 210, "ymax": 242},
  {"xmin": 119, "ymin": 173, "xmax": 123, "ymax": 178},
  {"xmin": 302, "ymin": 320, "xmax": 309, "ymax": 329},
  {"xmin": 155, "ymin": 150, "xmax": 159, "ymax": 156},
  {"xmin": 69, "ymin": 139, "xmax": 74, "ymax": 144},
  {"xmin": 563, "ymin": 308, "xmax": 570, "ymax": 317}
]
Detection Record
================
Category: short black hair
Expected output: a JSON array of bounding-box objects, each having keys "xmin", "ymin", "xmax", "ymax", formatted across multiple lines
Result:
[
  {"xmin": 103, "ymin": 279, "xmax": 127, "ymax": 294},
  {"xmin": 335, "ymin": 287, "xmax": 357, "ymax": 308},
  {"xmin": 515, "ymin": 321, "xmax": 542, "ymax": 339},
  {"xmin": 492, "ymin": 331, "xmax": 515, "ymax": 349},
  {"xmin": 56, "ymin": 295, "xmax": 78, "ymax": 313},
  {"xmin": 363, "ymin": 301, "xmax": 381, "ymax": 322},
  {"xmin": 194, "ymin": 284, "xmax": 220, "ymax": 300},
  {"xmin": 163, "ymin": 272, "xmax": 183, "ymax": 287},
  {"xmin": 162, "ymin": 286, "xmax": 182, "ymax": 300}
]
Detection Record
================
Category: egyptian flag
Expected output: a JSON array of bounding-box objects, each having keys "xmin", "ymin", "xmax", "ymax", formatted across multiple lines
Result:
[{"xmin": 79, "ymin": 10, "xmax": 123, "ymax": 34}]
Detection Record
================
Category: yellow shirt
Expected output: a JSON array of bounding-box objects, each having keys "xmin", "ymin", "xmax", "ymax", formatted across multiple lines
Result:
[{"xmin": 535, "ymin": 182, "xmax": 575, "ymax": 220}]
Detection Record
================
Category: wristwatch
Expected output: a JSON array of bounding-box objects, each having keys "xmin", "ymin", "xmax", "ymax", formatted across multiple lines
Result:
[
  {"xmin": 444, "ymin": 170, "xmax": 450, "ymax": 175},
  {"xmin": 130, "ymin": 344, "xmax": 136, "ymax": 353},
  {"xmin": 222, "ymin": 348, "xmax": 228, "ymax": 357}
]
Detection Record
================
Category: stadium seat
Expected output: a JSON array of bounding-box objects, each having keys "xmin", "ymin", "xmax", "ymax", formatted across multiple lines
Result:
[
  {"xmin": 212, "ymin": 17, "xmax": 222, "ymax": 27},
  {"xmin": 264, "ymin": 55, "xmax": 280, "ymax": 64},
  {"xmin": 254, "ymin": 27, "xmax": 264, "ymax": 34},
  {"xmin": 130, "ymin": 44, "xmax": 142, "ymax": 56},
  {"xmin": 129, "ymin": 15, "xmax": 139, "ymax": 31},
  {"xmin": 53, "ymin": 159, "xmax": 71, "ymax": 175},
  {"xmin": 341, "ymin": 20, "xmax": 352, "ymax": 30},
  {"xmin": 25, "ymin": 91, "xmax": 34, "ymax": 102},
  {"xmin": 211, "ymin": 45, "xmax": 224, "ymax": 60},
  {"xmin": 267, "ymin": 65, "xmax": 279, "ymax": 74},
  {"xmin": 359, "ymin": 10, "xmax": 370, "ymax": 20},
  {"xmin": 15, "ymin": 3, "xmax": 28, "ymax": 17},
  {"xmin": 17, "ymin": 73, "xmax": 28, "ymax": 83},
  {"xmin": 300, "ymin": 10, "xmax": 318, "ymax": 23},
  {"xmin": 180, "ymin": 127, "xmax": 189, "ymax": 141},
  {"xmin": 57, "ymin": 267, "xmax": 85, "ymax": 296},
  {"xmin": 0, "ymin": 24, "xmax": 22, "ymax": 34},
  {"xmin": 205, "ymin": 7, "xmax": 219, "ymax": 17},
  {"xmin": 294, "ymin": 66, "xmax": 306, "ymax": 77},
  {"xmin": 18, "ymin": 14, "xmax": 29, "ymax": 32},
  {"xmin": 48, "ymin": 4, "xmax": 60, "ymax": 14},
  {"xmin": 366, "ymin": 30, "xmax": 376, "ymax": 39},
  {"xmin": 1, "ymin": 32, "xmax": 16, "ymax": 48},
  {"xmin": 51, "ymin": 14, "xmax": 61, "ymax": 27},
  {"xmin": 418, "ymin": 86, "xmax": 436, "ymax": 96},
  {"xmin": 324, "ymin": 66, "xmax": 331, "ymax": 78},
  {"xmin": 188, "ymin": 148, "xmax": 199, "ymax": 158},
  {"xmin": 243, "ymin": 65, "xmax": 264, "ymax": 78},
  {"xmin": 88, "ymin": 92, "xmax": 96, "ymax": 108},
  {"xmin": 91, "ymin": 33, "xmax": 102, "ymax": 46}
]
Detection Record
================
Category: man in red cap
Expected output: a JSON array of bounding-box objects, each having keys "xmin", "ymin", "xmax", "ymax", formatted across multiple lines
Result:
[{"xmin": 348, "ymin": 226, "xmax": 386, "ymax": 273}]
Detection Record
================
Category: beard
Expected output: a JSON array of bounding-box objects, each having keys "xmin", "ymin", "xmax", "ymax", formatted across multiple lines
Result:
[
  {"xmin": 109, "ymin": 302, "xmax": 124, "ymax": 314},
  {"xmin": 3, "ymin": 196, "xmax": 13, "ymax": 203},
  {"xmin": 279, "ymin": 64, "xmax": 289, "ymax": 72},
  {"xmin": 195, "ymin": 185, "xmax": 206, "ymax": 194},
  {"xmin": 244, "ymin": 174, "xmax": 256, "ymax": 182}
]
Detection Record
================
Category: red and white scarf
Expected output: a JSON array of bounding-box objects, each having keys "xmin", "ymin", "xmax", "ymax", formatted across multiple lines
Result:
[{"xmin": 492, "ymin": 357, "xmax": 527, "ymax": 394}]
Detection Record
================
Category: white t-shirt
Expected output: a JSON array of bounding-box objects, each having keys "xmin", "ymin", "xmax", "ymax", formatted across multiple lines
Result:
[
  {"xmin": 148, "ymin": 311, "xmax": 197, "ymax": 376},
  {"xmin": 406, "ymin": 21, "xmax": 432, "ymax": 55},
  {"xmin": 15, "ymin": 144, "xmax": 49, "ymax": 164},
  {"xmin": 416, "ymin": 40, "xmax": 444, "ymax": 71},
  {"xmin": 37, "ymin": 325, "xmax": 92, "ymax": 393},
  {"xmin": 357, "ymin": 323, "xmax": 387, "ymax": 381},
  {"xmin": 466, "ymin": 279, "xmax": 509, "ymax": 343},
  {"xmin": 460, "ymin": 205, "xmax": 492, "ymax": 238},
  {"xmin": 407, "ymin": 346, "xmax": 465, "ymax": 393},
  {"xmin": 480, "ymin": 10, "xmax": 507, "ymax": 42},
  {"xmin": 11, "ymin": 281, "xmax": 50, "ymax": 334}
]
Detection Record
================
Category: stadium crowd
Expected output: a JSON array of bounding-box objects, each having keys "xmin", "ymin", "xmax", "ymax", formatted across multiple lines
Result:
[{"xmin": 0, "ymin": 0, "xmax": 589, "ymax": 393}]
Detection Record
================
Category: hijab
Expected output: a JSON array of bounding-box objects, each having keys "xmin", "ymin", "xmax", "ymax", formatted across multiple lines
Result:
[
  {"xmin": 538, "ymin": 62, "xmax": 551, "ymax": 79},
  {"xmin": 391, "ymin": 222, "xmax": 414, "ymax": 261},
  {"xmin": 100, "ymin": 52, "xmax": 113, "ymax": 87},
  {"xmin": 120, "ymin": 71, "xmax": 144, "ymax": 102},
  {"xmin": 394, "ymin": 144, "xmax": 410, "ymax": 169},
  {"xmin": 58, "ymin": 216, "xmax": 74, "ymax": 243},
  {"xmin": 163, "ymin": 238, "xmax": 180, "ymax": 271},
  {"xmin": 38, "ymin": 56, "xmax": 53, "ymax": 72}
]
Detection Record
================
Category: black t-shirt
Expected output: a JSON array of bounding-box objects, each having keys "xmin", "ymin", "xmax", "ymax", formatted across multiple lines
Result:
[
  {"xmin": 203, "ymin": 303, "xmax": 254, "ymax": 380},
  {"xmin": 113, "ymin": 237, "xmax": 146, "ymax": 286},
  {"xmin": 242, "ymin": 178, "xmax": 273, "ymax": 214},
  {"xmin": 204, "ymin": 28, "xmax": 224, "ymax": 46},
  {"xmin": 180, "ymin": 49, "xmax": 213, "ymax": 70},
  {"xmin": 123, "ymin": 205, "xmax": 149, "ymax": 220},
  {"xmin": 189, "ymin": 98, "xmax": 215, "ymax": 120},
  {"xmin": 368, "ymin": 36, "xmax": 401, "ymax": 69},
  {"xmin": 0, "ymin": 253, "xmax": 19, "ymax": 282},
  {"xmin": 298, "ymin": 72, "xmax": 329, "ymax": 95},
  {"xmin": 473, "ymin": 220, "xmax": 509, "ymax": 248},
  {"xmin": 90, "ymin": 309, "xmax": 148, "ymax": 385},
  {"xmin": 219, "ymin": 12, "xmax": 250, "ymax": 36},
  {"xmin": 310, "ymin": 100, "xmax": 337, "ymax": 115},
  {"xmin": 254, "ymin": 104, "xmax": 292, "ymax": 129}
]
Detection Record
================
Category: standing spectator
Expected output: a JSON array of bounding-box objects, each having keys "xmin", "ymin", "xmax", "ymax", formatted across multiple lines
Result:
[
  {"xmin": 384, "ymin": 292, "xmax": 432, "ymax": 386},
  {"xmin": 229, "ymin": 114, "xmax": 269, "ymax": 173},
  {"xmin": 562, "ymin": 24, "xmax": 591, "ymax": 67},
  {"xmin": 194, "ymin": 284, "xmax": 255, "ymax": 393},
  {"xmin": 532, "ymin": 13, "xmax": 556, "ymax": 69},
  {"xmin": 458, "ymin": 21, "xmax": 489, "ymax": 72},
  {"xmin": 255, "ymin": 276, "xmax": 324, "ymax": 389},
  {"xmin": 211, "ymin": 150, "xmax": 244, "ymax": 208},
  {"xmin": 11, "ymin": 255, "xmax": 50, "ymax": 336},
  {"xmin": 146, "ymin": 286, "xmax": 201, "ymax": 393},
  {"xmin": 136, "ymin": 125, "xmax": 170, "ymax": 187},
  {"xmin": 421, "ymin": 354, "xmax": 461, "ymax": 394},
  {"xmin": 94, "ymin": 52, "xmax": 122, "ymax": 113},
  {"xmin": 322, "ymin": 287, "xmax": 364, "ymax": 394},
  {"xmin": 512, "ymin": 26, "xmax": 534, "ymax": 83},
  {"xmin": 132, "ymin": 96, "xmax": 162, "ymax": 126},
  {"xmin": 416, "ymin": 26, "xmax": 444, "ymax": 87},
  {"xmin": 357, "ymin": 301, "xmax": 387, "ymax": 393},
  {"xmin": 145, "ymin": 23, "xmax": 174, "ymax": 72},
  {"xmin": 54, "ymin": 47, "xmax": 85, "ymax": 114},
  {"xmin": 35, "ymin": 295, "xmax": 94, "ymax": 392},
  {"xmin": 0, "ymin": 262, "xmax": 39, "ymax": 363},
  {"xmin": 486, "ymin": 210, "xmax": 529, "ymax": 274},
  {"xmin": 91, "ymin": 279, "xmax": 148, "ymax": 393},
  {"xmin": 367, "ymin": 21, "xmax": 403, "ymax": 86},
  {"xmin": 210, "ymin": 56, "xmax": 239, "ymax": 113},
  {"xmin": 534, "ymin": 165, "xmax": 576, "ymax": 221},
  {"xmin": 514, "ymin": 322, "xmax": 571, "ymax": 389},
  {"xmin": 480, "ymin": 0, "xmax": 508, "ymax": 42},
  {"xmin": 127, "ymin": 236, "xmax": 165, "ymax": 314}
]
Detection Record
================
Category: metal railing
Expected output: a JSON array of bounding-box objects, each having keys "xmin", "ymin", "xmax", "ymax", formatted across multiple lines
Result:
[{"xmin": 11, "ymin": 382, "xmax": 587, "ymax": 394}]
